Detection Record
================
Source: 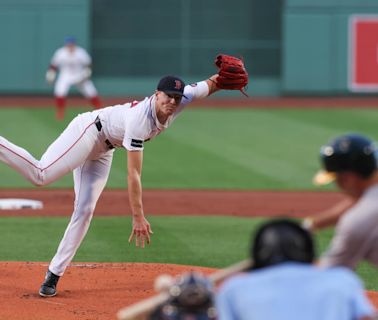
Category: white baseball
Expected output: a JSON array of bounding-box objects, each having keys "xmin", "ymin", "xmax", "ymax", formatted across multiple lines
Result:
[{"xmin": 154, "ymin": 274, "xmax": 174, "ymax": 293}]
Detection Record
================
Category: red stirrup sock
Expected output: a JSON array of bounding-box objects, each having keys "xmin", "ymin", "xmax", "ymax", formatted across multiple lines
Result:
[
  {"xmin": 90, "ymin": 96, "xmax": 101, "ymax": 109},
  {"xmin": 55, "ymin": 97, "xmax": 66, "ymax": 120}
]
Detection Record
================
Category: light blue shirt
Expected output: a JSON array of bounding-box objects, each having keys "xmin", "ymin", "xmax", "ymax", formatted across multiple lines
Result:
[{"xmin": 216, "ymin": 263, "xmax": 376, "ymax": 320}]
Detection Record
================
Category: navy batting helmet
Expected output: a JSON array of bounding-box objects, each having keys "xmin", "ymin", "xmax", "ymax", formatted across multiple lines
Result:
[
  {"xmin": 251, "ymin": 219, "xmax": 314, "ymax": 270},
  {"xmin": 313, "ymin": 133, "xmax": 377, "ymax": 185},
  {"xmin": 149, "ymin": 272, "xmax": 216, "ymax": 320}
]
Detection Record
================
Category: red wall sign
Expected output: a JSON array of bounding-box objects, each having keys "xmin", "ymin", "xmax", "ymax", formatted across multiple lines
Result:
[{"xmin": 349, "ymin": 15, "xmax": 378, "ymax": 91}]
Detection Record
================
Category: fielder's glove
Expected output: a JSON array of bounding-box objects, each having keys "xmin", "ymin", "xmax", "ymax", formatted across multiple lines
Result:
[
  {"xmin": 45, "ymin": 69, "xmax": 56, "ymax": 85},
  {"xmin": 214, "ymin": 54, "xmax": 249, "ymax": 96}
]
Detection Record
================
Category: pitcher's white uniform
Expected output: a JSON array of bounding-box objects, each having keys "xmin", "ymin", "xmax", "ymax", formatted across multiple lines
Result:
[
  {"xmin": 0, "ymin": 81, "xmax": 209, "ymax": 276},
  {"xmin": 51, "ymin": 45, "xmax": 98, "ymax": 98}
]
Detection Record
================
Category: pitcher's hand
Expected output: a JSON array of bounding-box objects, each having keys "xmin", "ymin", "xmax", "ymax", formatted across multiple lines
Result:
[{"xmin": 128, "ymin": 215, "xmax": 153, "ymax": 248}]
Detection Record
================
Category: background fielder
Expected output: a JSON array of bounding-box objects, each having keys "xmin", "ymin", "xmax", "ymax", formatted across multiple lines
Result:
[{"xmin": 46, "ymin": 36, "xmax": 101, "ymax": 120}]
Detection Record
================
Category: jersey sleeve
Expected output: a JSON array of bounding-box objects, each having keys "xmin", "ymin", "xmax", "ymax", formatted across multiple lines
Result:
[
  {"xmin": 78, "ymin": 47, "xmax": 92, "ymax": 66},
  {"xmin": 122, "ymin": 106, "xmax": 148, "ymax": 151},
  {"xmin": 184, "ymin": 80, "xmax": 209, "ymax": 101},
  {"xmin": 344, "ymin": 270, "xmax": 377, "ymax": 318},
  {"xmin": 123, "ymin": 137, "xmax": 145, "ymax": 151},
  {"xmin": 173, "ymin": 80, "xmax": 210, "ymax": 114},
  {"xmin": 215, "ymin": 280, "xmax": 241, "ymax": 320},
  {"xmin": 50, "ymin": 49, "xmax": 61, "ymax": 67},
  {"xmin": 319, "ymin": 218, "xmax": 366, "ymax": 269}
]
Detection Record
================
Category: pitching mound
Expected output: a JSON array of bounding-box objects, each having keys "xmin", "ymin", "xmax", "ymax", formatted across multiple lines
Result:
[
  {"xmin": 0, "ymin": 261, "xmax": 377, "ymax": 320},
  {"xmin": 0, "ymin": 261, "xmax": 217, "ymax": 320}
]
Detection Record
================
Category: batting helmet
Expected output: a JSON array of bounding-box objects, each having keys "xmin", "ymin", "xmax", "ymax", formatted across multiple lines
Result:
[
  {"xmin": 313, "ymin": 133, "xmax": 377, "ymax": 185},
  {"xmin": 149, "ymin": 272, "xmax": 216, "ymax": 320},
  {"xmin": 251, "ymin": 219, "xmax": 314, "ymax": 270}
]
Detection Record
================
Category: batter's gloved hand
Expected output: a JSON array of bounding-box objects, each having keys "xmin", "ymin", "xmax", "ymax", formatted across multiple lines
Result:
[
  {"xmin": 45, "ymin": 69, "xmax": 56, "ymax": 85},
  {"xmin": 214, "ymin": 54, "xmax": 249, "ymax": 97}
]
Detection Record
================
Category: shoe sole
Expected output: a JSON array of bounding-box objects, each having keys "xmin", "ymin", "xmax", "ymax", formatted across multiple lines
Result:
[{"xmin": 39, "ymin": 291, "xmax": 57, "ymax": 297}]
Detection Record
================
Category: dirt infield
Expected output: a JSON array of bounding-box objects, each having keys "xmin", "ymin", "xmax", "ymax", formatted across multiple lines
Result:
[
  {"xmin": 0, "ymin": 188, "xmax": 348, "ymax": 217},
  {"xmin": 0, "ymin": 261, "xmax": 217, "ymax": 320},
  {"xmin": 0, "ymin": 188, "xmax": 377, "ymax": 319},
  {"xmin": 0, "ymin": 261, "xmax": 376, "ymax": 320}
]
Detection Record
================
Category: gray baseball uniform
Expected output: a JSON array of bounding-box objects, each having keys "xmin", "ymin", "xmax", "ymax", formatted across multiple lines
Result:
[{"xmin": 320, "ymin": 184, "xmax": 378, "ymax": 269}]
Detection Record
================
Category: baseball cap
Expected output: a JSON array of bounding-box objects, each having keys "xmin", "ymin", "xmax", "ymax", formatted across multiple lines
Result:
[
  {"xmin": 313, "ymin": 133, "xmax": 378, "ymax": 185},
  {"xmin": 64, "ymin": 36, "xmax": 76, "ymax": 44},
  {"xmin": 157, "ymin": 75, "xmax": 187, "ymax": 99}
]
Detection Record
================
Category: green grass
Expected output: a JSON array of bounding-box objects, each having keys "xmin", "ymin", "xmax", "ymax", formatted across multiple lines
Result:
[
  {"xmin": 0, "ymin": 106, "xmax": 377, "ymax": 292},
  {"xmin": 0, "ymin": 216, "xmax": 376, "ymax": 290},
  {"xmin": 0, "ymin": 106, "xmax": 378, "ymax": 189}
]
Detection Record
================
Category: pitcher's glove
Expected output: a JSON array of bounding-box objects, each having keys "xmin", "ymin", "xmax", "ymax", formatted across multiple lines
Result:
[{"xmin": 214, "ymin": 54, "xmax": 249, "ymax": 97}]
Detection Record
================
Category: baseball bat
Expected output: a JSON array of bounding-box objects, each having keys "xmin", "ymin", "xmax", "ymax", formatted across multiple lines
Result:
[{"xmin": 116, "ymin": 258, "xmax": 253, "ymax": 320}]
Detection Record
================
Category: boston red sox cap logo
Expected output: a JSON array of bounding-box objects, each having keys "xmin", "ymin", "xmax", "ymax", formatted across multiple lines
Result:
[
  {"xmin": 174, "ymin": 80, "xmax": 182, "ymax": 90},
  {"xmin": 157, "ymin": 75, "xmax": 188, "ymax": 99}
]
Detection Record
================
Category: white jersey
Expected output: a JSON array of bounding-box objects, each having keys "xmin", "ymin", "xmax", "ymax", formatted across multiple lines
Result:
[
  {"xmin": 0, "ymin": 79, "xmax": 209, "ymax": 277},
  {"xmin": 96, "ymin": 80, "xmax": 209, "ymax": 151},
  {"xmin": 51, "ymin": 46, "xmax": 91, "ymax": 83},
  {"xmin": 320, "ymin": 183, "xmax": 378, "ymax": 269}
]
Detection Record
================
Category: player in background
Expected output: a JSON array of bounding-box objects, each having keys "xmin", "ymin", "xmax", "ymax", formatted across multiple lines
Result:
[
  {"xmin": 306, "ymin": 133, "xmax": 378, "ymax": 269},
  {"xmin": 0, "ymin": 54, "xmax": 248, "ymax": 298},
  {"xmin": 46, "ymin": 36, "xmax": 101, "ymax": 120},
  {"xmin": 216, "ymin": 219, "xmax": 376, "ymax": 320}
]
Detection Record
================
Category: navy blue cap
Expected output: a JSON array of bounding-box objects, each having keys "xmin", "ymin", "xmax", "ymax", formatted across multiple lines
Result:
[
  {"xmin": 157, "ymin": 75, "xmax": 187, "ymax": 99},
  {"xmin": 64, "ymin": 36, "xmax": 76, "ymax": 44}
]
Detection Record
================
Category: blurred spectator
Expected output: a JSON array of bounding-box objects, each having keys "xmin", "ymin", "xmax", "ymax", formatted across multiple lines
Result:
[
  {"xmin": 216, "ymin": 219, "xmax": 376, "ymax": 320},
  {"xmin": 46, "ymin": 35, "xmax": 101, "ymax": 120}
]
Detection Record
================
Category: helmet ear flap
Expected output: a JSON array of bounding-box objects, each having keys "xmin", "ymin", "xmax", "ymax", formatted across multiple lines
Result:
[{"xmin": 251, "ymin": 220, "xmax": 314, "ymax": 270}]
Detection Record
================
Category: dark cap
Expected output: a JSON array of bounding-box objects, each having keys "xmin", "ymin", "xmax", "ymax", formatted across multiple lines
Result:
[
  {"xmin": 313, "ymin": 133, "xmax": 377, "ymax": 185},
  {"xmin": 157, "ymin": 75, "xmax": 187, "ymax": 99}
]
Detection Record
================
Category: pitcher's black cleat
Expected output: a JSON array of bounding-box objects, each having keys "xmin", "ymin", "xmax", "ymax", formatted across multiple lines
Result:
[{"xmin": 39, "ymin": 270, "xmax": 60, "ymax": 297}]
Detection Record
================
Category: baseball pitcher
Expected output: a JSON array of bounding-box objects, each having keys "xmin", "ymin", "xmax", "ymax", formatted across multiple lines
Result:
[{"xmin": 0, "ymin": 54, "xmax": 248, "ymax": 297}]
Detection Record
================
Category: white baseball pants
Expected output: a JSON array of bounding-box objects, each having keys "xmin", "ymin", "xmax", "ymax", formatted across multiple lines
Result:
[
  {"xmin": 0, "ymin": 112, "xmax": 114, "ymax": 275},
  {"xmin": 55, "ymin": 76, "xmax": 98, "ymax": 98}
]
